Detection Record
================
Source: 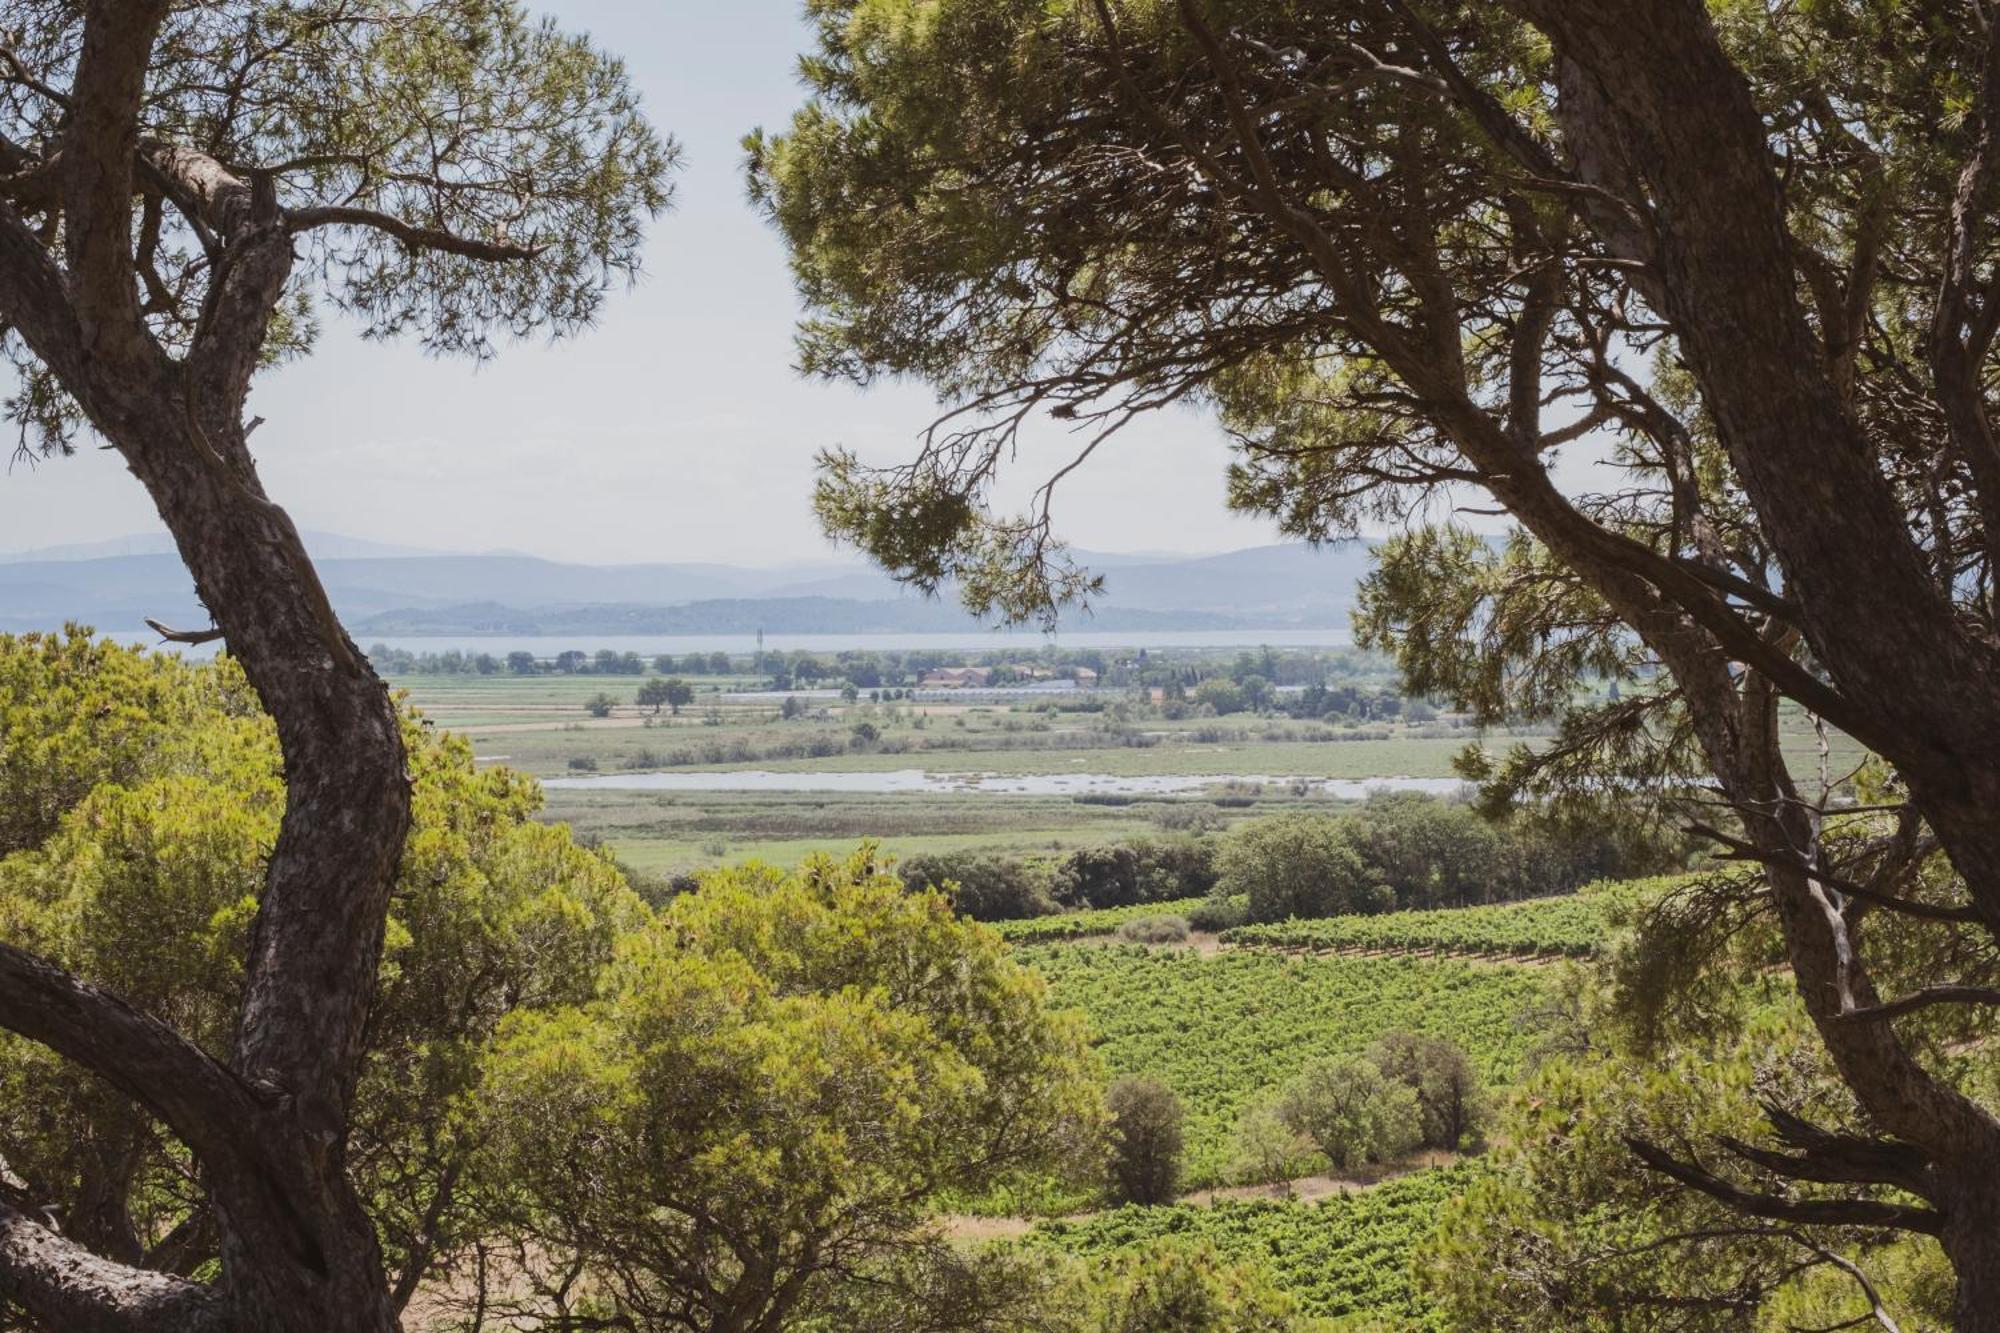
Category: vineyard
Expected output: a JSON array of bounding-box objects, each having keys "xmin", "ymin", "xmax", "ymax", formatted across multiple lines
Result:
[
  {"xmin": 1026, "ymin": 1165, "xmax": 1472, "ymax": 1326},
  {"xmin": 1221, "ymin": 895, "xmax": 1609, "ymax": 958},
  {"xmin": 1017, "ymin": 946, "xmax": 1548, "ymax": 1185},
  {"xmin": 990, "ymin": 897, "xmax": 1210, "ymax": 943}
]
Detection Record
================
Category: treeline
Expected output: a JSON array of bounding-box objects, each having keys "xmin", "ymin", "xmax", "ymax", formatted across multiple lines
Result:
[
  {"xmin": 362, "ymin": 641, "xmax": 1414, "ymax": 700},
  {"xmin": 900, "ymin": 792, "xmax": 1673, "ymax": 926}
]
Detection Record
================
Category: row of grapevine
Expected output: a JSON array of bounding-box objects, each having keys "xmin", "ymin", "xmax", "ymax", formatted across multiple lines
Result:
[
  {"xmin": 1018, "ymin": 945, "xmax": 1547, "ymax": 1186},
  {"xmin": 1025, "ymin": 1165, "xmax": 1473, "ymax": 1326},
  {"xmin": 1221, "ymin": 895, "xmax": 1609, "ymax": 958},
  {"xmin": 990, "ymin": 897, "xmax": 1210, "ymax": 943}
]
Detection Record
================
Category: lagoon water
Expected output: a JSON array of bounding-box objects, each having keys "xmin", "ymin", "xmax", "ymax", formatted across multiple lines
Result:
[{"xmin": 543, "ymin": 769, "xmax": 1466, "ymax": 798}]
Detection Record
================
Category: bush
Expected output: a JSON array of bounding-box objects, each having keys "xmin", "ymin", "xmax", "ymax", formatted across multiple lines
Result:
[
  {"xmin": 1367, "ymin": 1030, "xmax": 1489, "ymax": 1152},
  {"xmin": 1186, "ymin": 895, "xmax": 1249, "ymax": 933},
  {"xmin": 1230, "ymin": 1100, "xmax": 1313, "ymax": 1187},
  {"xmin": 1193, "ymin": 677, "xmax": 1247, "ymax": 715},
  {"xmin": 1106, "ymin": 1077, "xmax": 1185, "ymax": 1205},
  {"xmin": 566, "ymin": 755, "xmax": 599, "ymax": 772},
  {"xmin": 898, "ymin": 852, "xmax": 1056, "ymax": 922},
  {"xmin": 1071, "ymin": 1239, "xmax": 1295, "ymax": 1332},
  {"xmin": 1275, "ymin": 1057, "xmax": 1421, "ymax": 1171},
  {"xmin": 1151, "ymin": 802, "xmax": 1227, "ymax": 834},
  {"xmin": 1115, "ymin": 914, "xmax": 1190, "ymax": 945},
  {"xmin": 1218, "ymin": 813, "xmax": 1385, "ymax": 923},
  {"xmin": 1128, "ymin": 835, "xmax": 1220, "ymax": 901},
  {"xmin": 1052, "ymin": 844, "xmax": 1143, "ymax": 909}
]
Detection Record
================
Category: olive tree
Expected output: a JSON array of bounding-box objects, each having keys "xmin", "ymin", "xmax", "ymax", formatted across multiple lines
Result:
[
  {"xmin": 751, "ymin": 1, "xmax": 2000, "ymax": 1323},
  {"xmin": 0, "ymin": 5, "xmax": 669, "ymax": 1328}
]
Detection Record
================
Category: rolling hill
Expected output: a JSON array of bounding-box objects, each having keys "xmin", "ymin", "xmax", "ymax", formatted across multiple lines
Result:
[{"xmin": 0, "ymin": 536, "xmax": 1376, "ymax": 635}]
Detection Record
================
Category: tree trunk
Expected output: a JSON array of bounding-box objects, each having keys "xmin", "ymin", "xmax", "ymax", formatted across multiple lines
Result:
[
  {"xmin": 1944, "ymin": 1184, "xmax": 2000, "ymax": 1333},
  {"xmin": 96, "ymin": 381, "xmax": 410, "ymax": 1332}
]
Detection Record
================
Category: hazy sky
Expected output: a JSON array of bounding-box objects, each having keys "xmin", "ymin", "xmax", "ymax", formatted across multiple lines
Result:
[{"xmin": 0, "ymin": 0, "xmax": 1288, "ymax": 566}]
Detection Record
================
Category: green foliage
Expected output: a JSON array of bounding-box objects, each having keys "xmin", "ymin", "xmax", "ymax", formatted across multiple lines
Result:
[
  {"xmin": 900, "ymin": 850, "xmax": 1058, "ymax": 921},
  {"xmin": 992, "ymin": 897, "xmax": 1210, "ymax": 944},
  {"xmin": 1106, "ymin": 1077, "xmax": 1185, "ymax": 1206},
  {"xmin": 1028, "ymin": 1167, "xmax": 1479, "ymax": 1326},
  {"xmin": 1229, "ymin": 1100, "xmax": 1314, "ymax": 1188},
  {"xmin": 0, "ymin": 631, "xmax": 642, "ymax": 1291},
  {"xmin": 5, "ymin": 0, "xmax": 674, "ymax": 447},
  {"xmin": 0, "ymin": 627, "xmax": 267, "ymax": 857},
  {"xmin": 1114, "ymin": 914, "xmax": 1191, "ymax": 946},
  {"xmin": 1223, "ymin": 894, "xmax": 1611, "ymax": 959},
  {"xmin": 1217, "ymin": 813, "xmax": 1383, "ymax": 924},
  {"xmin": 1053, "ymin": 844, "xmax": 1143, "ymax": 909},
  {"xmin": 1064, "ymin": 1239, "xmax": 1298, "ymax": 1332},
  {"xmin": 1194, "ymin": 678, "xmax": 1248, "ymax": 716},
  {"xmin": 1422, "ymin": 988, "xmax": 1958, "ymax": 1330},
  {"xmin": 473, "ymin": 847, "xmax": 1108, "ymax": 1329},
  {"xmin": 1213, "ymin": 798, "xmax": 1662, "ymax": 929},
  {"xmin": 1274, "ymin": 1058, "xmax": 1421, "ymax": 1172},
  {"xmin": 635, "ymin": 676, "xmax": 694, "ymax": 714},
  {"xmin": 1354, "ymin": 529, "xmax": 1636, "ymax": 729},
  {"xmin": 1366, "ymin": 1031, "xmax": 1489, "ymax": 1153},
  {"xmin": 582, "ymin": 691, "xmax": 617, "ymax": 718},
  {"xmin": 1018, "ymin": 945, "xmax": 1547, "ymax": 1187}
]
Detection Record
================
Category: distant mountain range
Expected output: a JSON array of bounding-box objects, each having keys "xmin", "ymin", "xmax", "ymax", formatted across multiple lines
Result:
[{"xmin": 0, "ymin": 534, "xmax": 1377, "ymax": 636}]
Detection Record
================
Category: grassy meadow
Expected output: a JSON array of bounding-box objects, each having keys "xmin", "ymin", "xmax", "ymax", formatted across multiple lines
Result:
[{"xmin": 386, "ymin": 665, "xmax": 1861, "ymax": 878}]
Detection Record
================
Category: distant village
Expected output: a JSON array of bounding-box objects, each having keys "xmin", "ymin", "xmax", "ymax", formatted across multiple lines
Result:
[{"xmin": 915, "ymin": 664, "xmax": 1098, "ymax": 689}]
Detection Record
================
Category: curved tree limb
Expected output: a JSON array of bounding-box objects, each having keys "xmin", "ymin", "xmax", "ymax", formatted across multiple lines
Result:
[
  {"xmin": 1626, "ymin": 1137, "xmax": 1943, "ymax": 1236},
  {"xmin": 287, "ymin": 205, "xmax": 541, "ymax": 262},
  {"xmin": 0, "ymin": 1200, "xmax": 226, "ymax": 1333},
  {"xmin": 0, "ymin": 943, "xmax": 259, "ymax": 1173}
]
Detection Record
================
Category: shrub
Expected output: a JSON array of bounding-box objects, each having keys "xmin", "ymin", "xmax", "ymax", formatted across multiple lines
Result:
[
  {"xmin": 1230, "ymin": 1100, "xmax": 1314, "ymax": 1188},
  {"xmin": 1276, "ymin": 1057, "xmax": 1421, "ymax": 1171},
  {"xmin": 1115, "ymin": 915, "xmax": 1190, "ymax": 945},
  {"xmin": 898, "ymin": 852, "xmax": 1056, "ymax": 922},
  {"xmin": 1218, "ymin": 813, "xmax": 1385, "ymax": 923},
  {"xmin": 1106, "ymin": 1077, "xmax": 1184, "ymax": 1205},
  {"xmin": 1193, "ymin": 678, "xmax": 1246, "ymax": 715},
  {"xmin": 1367, "ymin": 1030, "xmax": 1490, "ymax": 1152},
  {"xmin": 566, "ymin": 755, "xmax": 599, "ymax": 772},
  {"xmin": 1072, "ymin": 1239, "xmax": 1295, "ymax": 1332},
  {"xmin": 1186, "ymin": 895, "xmax": 1249, "ymax": 933},
  {"xmin": 1128, "ymin": 835, "xmax": 1220, "ymax": 901},
  {"xmin": 1053, "ymin": 844, "xmax": 1143, "ymax": 909},
  {"xmin": 1151, "ymin": 803, "xmax": 1227, "ymax": 834}
]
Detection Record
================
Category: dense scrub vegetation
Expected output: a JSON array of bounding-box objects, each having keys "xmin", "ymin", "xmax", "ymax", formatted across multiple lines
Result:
[
  {"xmin": 0, "ymin": 634, "xmax": 1105, "ymax": 1331},
  {"xmin": 905, "ymin": 794, "xmax": 1671, "ymax": 932}
]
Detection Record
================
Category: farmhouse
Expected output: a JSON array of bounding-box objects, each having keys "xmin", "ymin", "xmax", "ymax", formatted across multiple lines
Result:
[{"xmin": 917, "ymin": 666, "xmax": 991, "ymax": 689}]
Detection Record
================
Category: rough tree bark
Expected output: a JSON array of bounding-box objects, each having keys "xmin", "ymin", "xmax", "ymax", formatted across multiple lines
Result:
[{"xmin": 0, "ymin": 2, "xmax": 505, "ymax": 1328}]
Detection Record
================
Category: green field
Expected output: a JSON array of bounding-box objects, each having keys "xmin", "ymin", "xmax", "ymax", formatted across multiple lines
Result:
[
  {"xmin": 1025, "ymin": 1165, "xmax": 1472, "ymax": 1328},
  {"xmin": 1223, "ymin": 894, "xmax": 1612, "ymax": 958},
  {"xmin": 992, "ymin": 897, "xmax": 1213, "ymax": 943},
  {"xmin": 545, "ymin": 788, "xmax": 1208, "ymax": 876},
  {"xmin": 388, "ymin": 669, "xmax": 1862, "ymax": 880},
  {"xmin": 1016, "ymin": 945, "xmax": 1550, "ymax": 1188}
]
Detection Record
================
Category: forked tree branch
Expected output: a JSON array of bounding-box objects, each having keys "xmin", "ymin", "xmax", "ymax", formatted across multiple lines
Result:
[
  {"xmin": 0, "ymin": 943, "xmax": 259, "ymax": 1174},
  {"xmin": 287, "ymin": 205, "xmax": 541, "ymax": 261},
  {"xmin": 0, "ymin": 1199, "xmax": 226, "ymax": 1333},
  {"xmin": 1626, "ymin": 1137, "xmax": 1942, "ymax": 1235}
]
